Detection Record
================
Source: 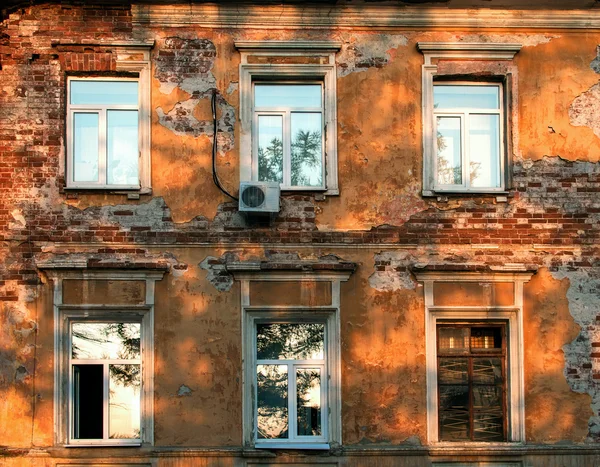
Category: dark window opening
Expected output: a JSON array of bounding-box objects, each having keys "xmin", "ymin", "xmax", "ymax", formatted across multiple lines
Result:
[{"xmin": 73, "ymin": 364, "xmax": 103, "ymax": 439}]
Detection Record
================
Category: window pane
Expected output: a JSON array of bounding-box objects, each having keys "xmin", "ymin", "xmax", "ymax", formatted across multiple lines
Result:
[
  {"xmin": 473, "ymin": 358, "xmax": 503, "ymax": 385},
  {"xmin": 73, "ymin": 113, "xmax": 99, "ymax": 182},
  {"xmin": 255, "ymin": 84, "xmax": 321, "ymax": 108},
  {"xmin": 107, "ymin": 110, "xmax": 139, "ymax": 185},
  {"xmin": 257, "ymin": 115, "xmax": 283, "ymax": 183},
  {"xmin": 73, "ymin": 364, "xmax": 103, "ymax": 439},
  {"xmin": 434, "ymin": 85, "xmax": 499, "ymax": 109},
  {"xmin": 291, "ymin": 113, "xmax": 323, "ymax": 187},
  {"xmin": 473, "ymin": 411, "xmax": 504, "ymax": 441},
  {"xmin": 297, "ymin": 368, "xmax": 321, "ymax": 436},
  {"xmin": 70, "ymin": 80, "xmax": 138, "ymax": 105},
  {"xmin": 439, "ymin": 385, "xmax": 470, "ymax": 441},
  {"xmin": 257, "ymin": 364, "xmax": 288, "ymax": 439},
  {"xmin": 72, "ymin": 323, "xmax": 140, "ymax": 360},
  {"xmin": 438, "ymin": 327, "xmax": 469, "ymax": 352},
  {"xmin": 436, "ymin": 117, "xmax": 462, "ymax": 185},
  {"xmin": 109, "ymin": 364, "xmax": 141, "ymax": 439},
  {"xmin": 256, "ymin": 323, "xmax": 325, "ymax": 360},
  {"xmin": 469, "ymin": 114, "xmax": 501, "ymax": 188},
  {"xmin": 438, "ymin": 358, "xmax": 468, "ymax": 385}
]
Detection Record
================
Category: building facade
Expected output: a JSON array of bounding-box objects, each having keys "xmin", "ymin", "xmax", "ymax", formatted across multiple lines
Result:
[{"xmin": 2, "ymin": 1, "xmax": 600, "ymax": 465}]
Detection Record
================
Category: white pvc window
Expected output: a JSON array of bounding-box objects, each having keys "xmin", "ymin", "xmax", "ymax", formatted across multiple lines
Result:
[
  {"xmin": 253, "ymin": 83, "xmax": 325, "ymax": 189},
  {"xmin": 433, "ymin": 83, "xmax": 504, "ymax": 191},
  {"xmin": 67, "ymin": 78, "xmax": 140, "ymax": 189},
  {"xmin": 69, "ymin": 320, "xmax": 142, "ymax": 444},
  {"xmin": 254, "ymin": 321, "xmax": 328, "ymax": 446}
]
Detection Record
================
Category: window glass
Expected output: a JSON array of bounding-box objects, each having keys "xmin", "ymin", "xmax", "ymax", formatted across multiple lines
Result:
[
  {"xmin": 291, "ymin": 113, "xmax": 323, "ymax": 187},
  {"xmin": 257, "ymin": 364, "xmax": 289, "ymax": 439},
  {"xmin": 107, "ymin": 110, "xmax": 139, "ymax": 185},
  {"xmin": 296, "ymin": 368, "xmax": 322, "ymax": 436},
  {"xmin": 256, "ymin": 323, "xmax": 324, "ymax": 360},
  {"xmin": 71, "ymin": 323, "xmax": 140, "ymax": 360},
  {"xmin": 469, "ymin": 114, "xmax": 501, "ymax": 188},
  {"xmin": 257, "ymin": 115, "xmax": 283, "ymax": 183},
  {"xmin": 109, "ymin": 364, "xmax": 141, "ymax": 439},
  {"xmin": 255, "ymin": 84, "xmax": 321, "ymax": 108},
  {"xmin": 434, "ymin": 85, "xmax": 499, "ymax": 109},
  {"xmin": 73, "ymin": 113, "xmax": 99, "ymax": 183},
  {"xmin": 70, "ymin": 81, "xmax": 139, "ymax": 106},
  {"xmin": 436, "ymin": 116, "xmax": 462, "ymax": 186}
]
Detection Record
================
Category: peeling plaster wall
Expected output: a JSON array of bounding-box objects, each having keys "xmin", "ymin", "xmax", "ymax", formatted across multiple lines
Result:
[{"xmin": 2, "ymin": 1, "xmax": 600, "ymax": 463}]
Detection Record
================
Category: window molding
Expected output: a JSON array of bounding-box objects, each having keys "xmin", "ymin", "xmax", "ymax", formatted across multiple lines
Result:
[
  {"xmin": 417, "ymin": 42, "xmax": 521, "ymax": 197},
  {"xmin": 65, "ymin": 44, "xmax": 152, "ymax": 193},
  {"xmin": 415, "ymin": 270, "xmax": 533, "ymax": 446},
  {"xmin": 44, "ymin": 268, "xmax": 165, "ymax": 446},
  {"xmin": 236, "ymin": 41, "xmax": 341, "ymax": 195},
  {"xmin": 231, "ymin": 265, "xmax": 353, "ymax": 449}
]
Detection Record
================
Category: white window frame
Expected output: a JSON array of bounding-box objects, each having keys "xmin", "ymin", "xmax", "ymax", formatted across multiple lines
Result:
[
  {"xmin": 64, "ymin": 308, "xmax": 148, "ymax": 446},
  {"xmin": 433, "ymin": 81, "xmax": 504, "ymax": 192},
  {"xmin": 418, "ymin": 42, "xmax": 522, "ymax": 196},
  {"xmin": 65, "ymin": 44, "xmax": 152, "ymax": 192},
  {"xmin": 249, "ymin": 312, "xmax": 332, "ymax": 448},
  {"xmin": 44, "ymin": 268, "xmax": 164, "ymax": 447},
  {"xmin": 231, "ymin": 266, "xmax": 351, "ymax": 450},
  {"xmin": 236, "ymin": 41, "xmax": 340, "ymax": 195},
  {"xmin": 415, "ymin": 270, "xmax": 533, "ymax": 446},
  {"xmin": 253, "ymin": 81, "xmax": 326, "ymax": 189}
]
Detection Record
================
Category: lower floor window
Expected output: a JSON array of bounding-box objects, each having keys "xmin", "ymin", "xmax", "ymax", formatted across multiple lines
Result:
[
  {"xmin": 70, "ymin": 321, "xmax": 142, "ymax": 441},
  {"xmin": 437, "ymin": 323, "xmax": 507, "ymax": 442},
  {"xmin": 255, "ymin": 322, "xmax": 328, "ymax": 444}
]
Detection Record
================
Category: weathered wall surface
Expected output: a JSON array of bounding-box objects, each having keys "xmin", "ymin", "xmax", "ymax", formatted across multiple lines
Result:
[{"xmin": 2, "ymin": 1, "xmax": 600, "ymax": 464}]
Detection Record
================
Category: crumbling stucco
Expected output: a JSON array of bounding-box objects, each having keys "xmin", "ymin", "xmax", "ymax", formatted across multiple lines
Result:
[
  {"xmin": 337, "ymin": 34, "xmax": 408, "ymax": 78},
  {"xmin": 551, "ymin": 268, "xmax": 600, "ymax": 441},
  {"xmin": 199, "ymin": 252, "xmax": 239, "ymax": 292},
  {"xmin": 369, "ymin": 251, "xmax": 417, "ymax": 292},
  {"xmin": 570, "ymin": 85, "xmax": 600, "ymax": 139}
]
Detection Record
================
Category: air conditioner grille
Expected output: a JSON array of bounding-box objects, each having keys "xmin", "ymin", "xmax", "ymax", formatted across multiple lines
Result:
[{"xmin": 241, "ymin": 185, "xmax": 265, "ymax": 208}]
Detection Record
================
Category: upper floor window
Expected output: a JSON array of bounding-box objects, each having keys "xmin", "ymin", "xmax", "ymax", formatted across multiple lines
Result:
[
  {"xmin": 417, "ymin": 42, "xmax": 521, "ymax": 197},
  {"xmin": 67, "ymin": 78, "xmax": 142, "ymax": 189},
  {"xmin": 236, "ymin": 41, "xmax": 340, "ymax": 195},
  {"xmin": 254, "ymin": 83, "xmax": 325, "ymax": 189},
  {"xmin": 433, "ymin": 83, "xmax": 503, "ymax": 191}
]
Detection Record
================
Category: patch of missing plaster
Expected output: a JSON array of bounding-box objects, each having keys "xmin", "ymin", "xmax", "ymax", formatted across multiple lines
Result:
[
  {"xmin": 226, "ymin": 82, "xmax": 238, "ymax": 95},
  {"xmin": 550, "ymin": 268, "xmax": 600, "ymax": 441},
  {"xmin": 379, "ymin": 180, "xmax": 429, "ymax": 226},
  {"xmin": 177, "ymin": 384, "xmax": 193, "ymax": 397},
  {"xmin": 591, "ymin": 46, "xmax": 600, "ymax": 74},
  {"xmin": 337, "ymin": 34, "xmax": 408, "ymax": 78},
  {"xmin": 569, "ymin": 83, "xmax": 600, "ymax": 139},
  {"xmin": 199, "ymin": 252, "xmax": 239, "ymax": 292},
  {"xmin": 155, "ymin": 37, "xmax": 235, "ymax": 154},
  {"xmin": 155, "ymin": 37, "xmax": 217, "ymax": 95},
  {"xmin": 369, "ymin": 251, "xmax": 416, "ymax": 292},
  {"xmin": 15, "ymin": 365, "xmax": 28, "ymax": 383}
]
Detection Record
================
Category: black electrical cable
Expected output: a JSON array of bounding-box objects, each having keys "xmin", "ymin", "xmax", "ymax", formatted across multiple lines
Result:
[{"xmin": 211, "ymin": 90, "xmax": 238, "ymax": 201}]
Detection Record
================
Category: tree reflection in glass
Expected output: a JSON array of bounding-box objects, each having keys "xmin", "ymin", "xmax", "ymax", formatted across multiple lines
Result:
[
  {"xmin": 297, "ymin": 368, "xmax": 321, "ymax": 436},
  {"xmin": 257, "ymin": 364, "xmax": 288, "ymax": 439},
  {"xmin": 257, "ymin": 323, "xmax": 324, "ymax": 360}
]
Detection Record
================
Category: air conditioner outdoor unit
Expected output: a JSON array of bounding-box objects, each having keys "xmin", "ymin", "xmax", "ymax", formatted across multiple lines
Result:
[{"xmin": 239, "ymin": 181, "xmax": 280, "ymax": 214}]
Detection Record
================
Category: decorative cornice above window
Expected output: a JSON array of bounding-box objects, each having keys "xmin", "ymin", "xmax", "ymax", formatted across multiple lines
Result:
[
  {"xmin": 235, "ymin": 40, "xmax": 341, "ymax": 52},
  {"xmin": 133, "ymin": 5, "xmax": 600, "ymax": 30},
  {"xmin": 417, "ymin": 42, "xmax": 522, "ymax": 64}
]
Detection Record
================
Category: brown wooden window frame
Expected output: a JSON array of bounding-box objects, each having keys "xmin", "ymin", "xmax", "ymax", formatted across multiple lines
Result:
[{"xmin": 436, "ymin": 322, "xmax": 508, "ymax": 442}]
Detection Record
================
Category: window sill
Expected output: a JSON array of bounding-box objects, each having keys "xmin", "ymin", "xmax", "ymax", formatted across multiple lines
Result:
[
  {"xmin": 65, "ymin": 442, "xmax": 142, "ymax": 448},
  {"xmin": 423, "ymin": 189, "xmax": 511, "ymax": 202},
  {"xmin": 255, "ymin": 442, "xmax": 330, "ymax": 450},
  {"xmin": 63, "ymin": 186, "xmax": 152, "ymax": 199}
]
